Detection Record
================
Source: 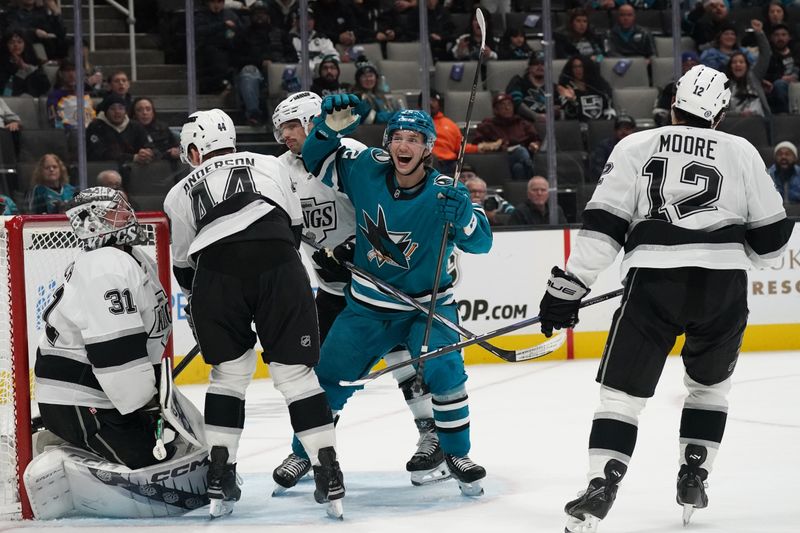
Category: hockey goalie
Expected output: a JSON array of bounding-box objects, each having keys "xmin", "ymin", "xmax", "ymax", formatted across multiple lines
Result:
[{"xmin": 22, "ymin": 187, "xmax": 209, "ymax": 519}]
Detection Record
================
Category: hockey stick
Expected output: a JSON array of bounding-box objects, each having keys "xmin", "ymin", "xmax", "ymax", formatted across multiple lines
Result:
[
  {"xmin": 173, "ymin": 343, "xmax": 201, "ymax": 378},
  {"xmin": 420, "ymin": 7, "xmax": 487, "ymax": 355},
  {"xmin": 340, "ymin": 288, "xmax": 624, "ymax": 386},
  {"xmin": 302, "ymin": 234, "xmax": 547, "ymax": 363}
]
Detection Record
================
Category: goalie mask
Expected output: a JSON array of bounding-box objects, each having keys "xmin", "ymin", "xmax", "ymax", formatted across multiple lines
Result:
[
  {"xmin": 272, "ymin": 91, "xmax": 322, "ymax": 143},
  {"xmin": 66, "ymin": 187, "xmax": 145, "ymax": 250}
]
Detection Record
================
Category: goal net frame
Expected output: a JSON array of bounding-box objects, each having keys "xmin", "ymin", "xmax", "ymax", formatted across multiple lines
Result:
[{"xmin": 0, "ymin": 213, "xmax": 173, "ymax": 520}]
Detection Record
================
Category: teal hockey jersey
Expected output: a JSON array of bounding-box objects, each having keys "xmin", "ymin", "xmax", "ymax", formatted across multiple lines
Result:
[{"xmin": 303, "ymin": 130, "xmax": 492, "ymax": 318}]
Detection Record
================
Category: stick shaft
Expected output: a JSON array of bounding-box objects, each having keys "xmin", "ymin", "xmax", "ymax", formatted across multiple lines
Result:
[{"xmin": 347, "ymin": 288, "xmax": 624, "ymax": 384}]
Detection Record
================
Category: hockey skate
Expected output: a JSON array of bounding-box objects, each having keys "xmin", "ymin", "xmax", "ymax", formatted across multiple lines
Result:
[
  {"xmin": 564, "ymin": 459, "xmax": 627, "ymax": 533},
  {"xmin": 676, "ymin": 444, "xmax": 709, "ymax": 526},
  {"xmin": 313, "ymin": 446, "xmax": 346, "ymax": 520},
  {"xmin": 272, "ymin": 452, "xmax": 312, "ymax": 496},
  {"xmin": 207, "ymin": 446, "xmax": 242, "ymax": 518},
  {"xmin": 407, "ymin": 418, "xmax": 449, "ymax": 486},
  {"xmin": 444, "ymin": 454, "xmax": 486, "ymax": 497}
]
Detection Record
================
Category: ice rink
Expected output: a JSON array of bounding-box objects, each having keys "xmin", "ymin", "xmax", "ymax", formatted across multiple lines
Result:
[{"xmin": 2, "ymin": 351, "xmax": 798, "ymax": 533}]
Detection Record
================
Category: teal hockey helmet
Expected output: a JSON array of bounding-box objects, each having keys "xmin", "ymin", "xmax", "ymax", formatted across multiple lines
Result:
[{"xmin": 383, "ymin": 110, "xmax": 437, "ymax": 151}]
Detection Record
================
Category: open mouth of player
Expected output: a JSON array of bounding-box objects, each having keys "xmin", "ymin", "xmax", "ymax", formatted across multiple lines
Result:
[{"xmin": 397, "ymin": 154, "xmax": 414, "ymax": 166}]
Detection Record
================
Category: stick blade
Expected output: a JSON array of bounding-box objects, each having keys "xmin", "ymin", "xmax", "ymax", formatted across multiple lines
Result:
[
  {"xmin": 475, "ymin": 8, "xmax": 486, "ymax": 50},
  {"xmin": 512, "ymin": 332, "xmax": 566, "ymax": 362}
]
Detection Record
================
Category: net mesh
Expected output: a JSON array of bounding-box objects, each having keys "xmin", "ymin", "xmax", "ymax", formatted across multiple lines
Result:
[{"xmin": 0, "ymin": 216, "xmax": 163, "ymax": 519}]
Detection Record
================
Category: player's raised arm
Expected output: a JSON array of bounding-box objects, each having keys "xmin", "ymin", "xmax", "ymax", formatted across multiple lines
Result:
[{"xmin": 301, "ymin": 94, "xmax": 362, "ymax": 176}]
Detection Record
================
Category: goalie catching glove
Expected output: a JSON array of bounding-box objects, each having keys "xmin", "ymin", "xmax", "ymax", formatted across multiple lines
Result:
[
  {"xmin": 311, "ymin": 237, "xmax": 355, "ymax": 283},
  {"xmin": 314, "ymin": 94, "xmax": 361, "ymax": 138},
  {"xmin": 539, "ymin": 266, "xmax": 590, "ymax": 337},
  {"xmin": 435, "ymin": 185, "xmax": 473, "ymax": 229}
]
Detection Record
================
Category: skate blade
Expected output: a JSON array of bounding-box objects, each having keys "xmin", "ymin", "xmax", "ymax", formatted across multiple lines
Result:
[
  {"xmin": 272, "ymin": 484, "xmax": 289, "ymax": 497},
  {"xmin": 209, "ymin": 498, "xmax": 235, "ymax": 518},
  {"xmin": 682, "ymin": 503, "xmax": 695, "ymax": 526},
  {"xmin": 410, "ymin": 464, "xmax": 451, "ymax": 486},
  {"xmin": 326, "ymin": 499, "xmax": 344, "ymax": 520},
  {"xmin": 565, "ymin": 513, "xmax": 601, "ymax": 533},
  {"xmin": 456, "ymin": 479, "xmax": 484, "ymax": 497}
]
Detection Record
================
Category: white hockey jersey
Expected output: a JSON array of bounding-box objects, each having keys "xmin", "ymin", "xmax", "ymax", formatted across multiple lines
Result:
[
  {"xmin": 280, "ymin": 138, "xmax": 363, "ymax": 296},
  {"xmin": 569, "ymin": 125, "xmax": 794, "ymax": 286},
  {"xmin": 34, "ymin": 247, "xmax": 171, "ymax": 415},
  {"xmin": 163, "ymin": 151, "xmax": 303, "ymax": 294}
]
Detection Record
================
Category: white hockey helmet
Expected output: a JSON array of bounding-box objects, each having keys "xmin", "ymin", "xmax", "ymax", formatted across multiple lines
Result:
[
  {"xmin": 66, "ymin": 187, "xmax": 145, "ymax": 250},
  {"xmin": 180, "ymin": 108, "xmax": 236, "ymax": 167},
  {"xmin": 673, "ymin": 65, "xmax": 731, "ymax": 126},
  {"xmin": 271, "ymin": 91, "xmax": 322, "ymax": 143}
]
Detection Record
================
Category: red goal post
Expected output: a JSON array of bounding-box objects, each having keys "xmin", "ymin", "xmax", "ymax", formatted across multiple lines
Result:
[{"xmin": 0, "ymin": 213, "xmax": 173, "ymax": 520}]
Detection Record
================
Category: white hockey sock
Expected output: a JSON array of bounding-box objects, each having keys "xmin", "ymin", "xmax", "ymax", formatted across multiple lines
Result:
[
  {"xmin": 271, "ymin": 362, "xmax": 336, "ymax": 466},
  {"xmin": 587, "ymin": 386, "xmax": 647, "ymax": 482},
  {"xmin": 386, "ymin": 348, "xmax": 434, "ymax": 420},
  {"xmin": 678, "ymin": 375, "xmax": 731, "ymax": 474}
]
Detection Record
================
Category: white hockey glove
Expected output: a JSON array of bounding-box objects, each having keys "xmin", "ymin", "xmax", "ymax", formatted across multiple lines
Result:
[{"xmin": 539, "ymin": 266, "xmax": 590, "ymax": 337}]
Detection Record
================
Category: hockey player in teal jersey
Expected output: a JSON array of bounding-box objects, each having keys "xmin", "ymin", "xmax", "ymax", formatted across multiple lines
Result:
[{"xmin": 297, "ymin": 95, "xmax": 492, "ymax": 496}]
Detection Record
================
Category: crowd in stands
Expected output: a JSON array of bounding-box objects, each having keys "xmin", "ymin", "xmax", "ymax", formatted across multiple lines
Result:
[{"xmin": 0, "ymin": 0, "xmax": 798, "ymax": 223}]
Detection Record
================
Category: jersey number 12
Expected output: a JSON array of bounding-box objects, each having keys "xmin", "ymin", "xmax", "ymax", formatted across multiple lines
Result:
[{"xmin": 643, "ymin": 157, "xmax": 723, "ymax": 222}]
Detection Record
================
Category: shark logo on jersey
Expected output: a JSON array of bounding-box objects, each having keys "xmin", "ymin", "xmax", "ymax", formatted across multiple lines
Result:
[
  {"xmin": 359, "ymin": 205, "xmax": 419, "ymax": 269},
  {"xmin": 371, "ymin": 150, "xmax": 392, "ymax": 164},
  {"xmin": 301, "ymin": 197, "xmax": 337, "ymax": 243}
]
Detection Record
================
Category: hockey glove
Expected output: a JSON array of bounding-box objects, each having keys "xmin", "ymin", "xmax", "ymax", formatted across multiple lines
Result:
[
  {"xmin": 539, "ymin": 266, "xmax": 590, "ymax": 338},
  {"xmin": 311, "ymin": 237, "xmax": 355, "ymax": 283},
  {"xmin": 316, "ymin": 94, "xmax": 361, "ymax": 137},
  {"xmin": 435, "ymin": 186, "xmax": 474, "ymax": 228}
]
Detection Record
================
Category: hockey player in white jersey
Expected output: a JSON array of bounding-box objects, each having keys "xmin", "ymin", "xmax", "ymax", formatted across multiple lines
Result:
[
  {"xmin": 269, "ymin": 92, "xmax": 448, "ymax": 492},
  {"xmin": 536, "ymin": 65, "xmax": 794, "ymax": 532},
  {"xmin": 163, "ymin": 109, "xmax": 344, "ymax": 519},
  {"xmin": 34, "ymin": 187, "xmax": 174, "ymax": 469},
  {"xmin": 27, "ymin": 187, "xmax": 212, "ymax": 519}
]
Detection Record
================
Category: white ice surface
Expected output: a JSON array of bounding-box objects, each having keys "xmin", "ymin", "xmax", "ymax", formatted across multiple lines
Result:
[{"xmin": 3, "ymin": 351, "xmax": 798, "ymax": 533}]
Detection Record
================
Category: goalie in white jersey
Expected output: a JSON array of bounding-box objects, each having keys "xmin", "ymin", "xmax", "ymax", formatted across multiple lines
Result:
[
  {"xmin": 28, "ymin": 187, "xmax": 211, "ymax": 519},
  {"xmin": 536, "ymin": 65, "xmax": 794, "ymax": 532},
  {"xmin": 270, "ymin": 92, "xmax": 447, "ymax": 492},
  {"xmin": 163, "ymin": 109, "xmax": 344, "ymax": 518}
]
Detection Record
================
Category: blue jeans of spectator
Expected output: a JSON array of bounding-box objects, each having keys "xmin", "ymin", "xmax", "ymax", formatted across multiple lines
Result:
[
  {"xmin": 508, "ymin": 144, "xmax": 535, "ymax": 180},
  {"xmin": 768, "ymin": 78, "xmax": 791, "ymax": 114},
  {"xmin": 238, "ymin": 65, "xmax": 264, "ymax": 121}
]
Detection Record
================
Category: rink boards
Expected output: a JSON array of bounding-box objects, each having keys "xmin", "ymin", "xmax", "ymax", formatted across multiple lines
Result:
[{"xmin": 161, "ymin": 223, "xmax": 799, "ymax": 384}]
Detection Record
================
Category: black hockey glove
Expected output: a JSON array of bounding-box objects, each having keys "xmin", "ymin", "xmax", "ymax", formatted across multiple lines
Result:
[
  {"xmin": 539, "ymin": 266, "xmax": 590, "ymax": 338},
  {"xmin": 311, "ymin": 237, "xmax": 355, "ymax": 283}
]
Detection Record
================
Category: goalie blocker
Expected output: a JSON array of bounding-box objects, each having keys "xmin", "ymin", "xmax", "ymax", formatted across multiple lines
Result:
[{"xmin": 24, "ymin": 359, "xmax": 210, "ymax": 519}]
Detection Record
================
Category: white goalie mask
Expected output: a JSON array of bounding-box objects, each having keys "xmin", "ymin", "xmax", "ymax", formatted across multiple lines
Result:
[
  {"xmin": 66, "ymin": 187, "xmax": 145, "ymax": 250},
  {"xmin": 272, "ymin": 91, "xmax": 322, "ymax": 143},
  {"xmin": 673, "ymin": 65, "xmax": 731, "ymax": 127},
  {"xmin": 180, "ymin": 108, "xmax": 236, "ymax": 167}
]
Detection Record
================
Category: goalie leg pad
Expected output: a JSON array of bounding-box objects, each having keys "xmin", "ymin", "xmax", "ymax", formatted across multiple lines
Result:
[
  {"xmin": 271, "ymin": 362, "xmax": 335, "ymax": 466},
  {"xmin": 25, "ymin": 444, "xmax": 209, "ymax": 519},
  {"xmin": 205, "ymin": 349, "xmax": 257, "ymax": 462}
]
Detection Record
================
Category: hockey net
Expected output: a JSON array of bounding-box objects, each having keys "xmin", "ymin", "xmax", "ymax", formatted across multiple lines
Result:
[{"xmin": 0, "ymin": 214, "xmax": 172, "ymax": 520}]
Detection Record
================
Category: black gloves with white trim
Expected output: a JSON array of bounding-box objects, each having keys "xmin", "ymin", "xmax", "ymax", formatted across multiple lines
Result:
[
  {"xmin": 311, "ymin": 237, "xmax": 355, "ymax": 283},
  {"xmin": 539, "ymin": 266, "xmax": 590, "ymax": 338}
]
